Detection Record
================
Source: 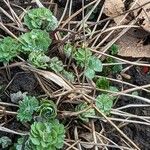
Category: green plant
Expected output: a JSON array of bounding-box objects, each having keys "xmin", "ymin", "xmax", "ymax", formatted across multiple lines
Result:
[
  {"xmin": 29, "ymin": 120, "xmax": 65, "ymax": 150},
  {"xmin": 14, "ymin": 137, "xmax": 32, "ymax": 150},
  {"xmin": 24, "ymin": 8, "xmax": 58, "ymax": 31},
  {"xmin": 37, "ymin": 99, "xmax": 57, "ymax": 121},
  {"xmin": 48, "ymin": 57, "xmax": 64, "ymax": 73},
  {"xmin": 28, "ymin": 51, "xmax": 50, "ymax": 69},
  {"xmin": 96, "ymin": 77, "xmax": 110, "ymax": 90},
  {"xmin": 0, "ymin": 136, "xmax": 12, "ymax": 148},
  {"xmin": 75, "ymin": 102, "xmax": 95, "ymax": 122},
  {"xmin": 109, "ymin": 44, "xmax": 119, "ymax": 55},
  {"xmin": 96, "ymin": 94, "xmax": 114, "ymax": 115},
  {"xmin": 74, "ymin": 47, "xmax": 92, "ymax": 67},
  {"xmin": 17, "ymin": 96, "xmax": 39, "ymax": 122},
  {"xmin": 20, "ymin": 29, "xmax": 51, "ymax": 53},
  {"xmin": 74, "ymin": 48, "xmax": 103, "ymax": 79},
  {"xmin": 62, "ymin": 70, "xmax": 75, "ymax": 82},
  {"xmin": 85, "ymin": 56, "xmax": 103, "ymax": 79},
  {"xmin": 96, "ymin": 77, "xmax": 119, "ymax": 94},
  {"xmin": 64, "ymin": 43, "xmax": 75, "ymax": 58},
  {"xmin": 0, "ymin": 37, "xmax": 20, "ymax": 62}
]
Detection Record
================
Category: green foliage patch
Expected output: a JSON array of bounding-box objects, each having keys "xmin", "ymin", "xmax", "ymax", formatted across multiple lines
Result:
[
  {"xmin": 17, "ymin": 96, "xmax": 39, "ymax": 122},
  {"xmin": 0, "ymin": 37, "xmax": 20, "ymax": 63},
  {"xmin": 24, "ymin": 8, "xmax": 58, "ymax": 31}
]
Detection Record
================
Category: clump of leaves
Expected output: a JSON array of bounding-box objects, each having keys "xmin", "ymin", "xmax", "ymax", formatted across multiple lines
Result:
[
  {"xmin": 109, "ymin": 44, "xmax": 119, "ymax": 55},
  {"xmin": 10, "ymin": 91, "xmax": 27, "ymax": 104},
  {"xmin": 0, "ymin": 37, "xmax": 20, "ymax": 62},
  {"xmin": 96, "ymin": 77, "xmax": 119, "ymax": 94},
  {"xmin": 17, "ymin": 96, "xmax": 39, "ymax": 122},
  {"xmin": 62, "ymin": 70, "xmax": 75, "ymax": 82},
  {"xmin": 29, "ymin": 120, "xmax": 65, "ymax": 150},
  {"xmin": 0, "ymin": 136, "xmax": 12, "ymax": 149},
  {"xmin": 14, "ymin": 137, "xmax": 32, "ymax": 150},
  {"xmin": 74, "ymin": 47, "xmax": 103, "ymax": 79},
  {"xmin": 24, "ymin": 8, "xmax": 58, "ymax": 31},
  {"xmin": 104, "ymin": 44, "xmax": 122, "ymax": 74},
  {"xmin": 37, "ymin": 99, "xmax": 57, "ymax": 121},
  {"xmin": 75, "ymin": 102, "xmax": 95, "ymax": 122},
  {"xmin": 48, "ymin": 57, "xmax": 64, "ymax": 73},
  {"xmin": 64, "ymin": 43, "xmax": 75, "ymax": 58},
  {"xmin": 95, "ymin": 94, "xmax": 114, "ymax": 115},
  {"xmin": 20, "ymin": 29, "xmax": 51, "ymax": 53},
  {"xmin": 28, "ymin": 51, "xmax": 50, "ymax": 69}
]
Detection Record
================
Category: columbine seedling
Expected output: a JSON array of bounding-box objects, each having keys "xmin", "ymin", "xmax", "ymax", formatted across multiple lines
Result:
[
  {"xmin": 75, "ymin": 102, "xmax": 95, "ymax": 122},
  {"xmin": 19, "ymin": 29, "xmax": 51, "ymax": 53},
  {"xmin": 28, "ymin": 51, "xmax": 50, "ymax": 69},
  {"xmin": 95, "ymin": 94, "xmax": 114, "ymax": 115},
  {"xmin": 29, "ymin": 120, "xmax": 65, "ymax": 150},
  {"xmin": 24, "ymin": 8, "xmax": 58, "ymax": 31},
  {"xmin": 0, "ymin": 136, "xmax": 12, "ymax": 149},
  {"xmin": 17, "ymin": 96, "xmax": 39, "ymax": 122},
  {"xmin": 0, "ymin": 37, "xmax": 20, "ymax": 63},
  {"xmin": 37, "ymin": 99, "xmax": 57, "ymax": 121}
]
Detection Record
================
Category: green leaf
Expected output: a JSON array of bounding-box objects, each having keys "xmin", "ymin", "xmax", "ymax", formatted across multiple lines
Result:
[
  {"xmin": 74, "ymin": 48, "xmax": 92, "ymax": 67},
  {"xmin": 75, "ymin": 102, "xmax": 95, "ymax": 122},
  {"xmin": 85, "ymin": 68, "xmax": 95, "ymax": 79},
  {"xmin": 48, "ymin": 57, "xmax": 64, "ymax": 73},
  {"xmin": 0, "ymin": 37, "xmax": 20, "ymax": 62},
  {"xmin": 109, "ymin": 44, "xmax": 119, "ymax": 55},
  {"xmin": 109, "ymin": 86, "xmax": 119, "ymax": 93},
  {"xmin": 37, "ymin": 99, "xmax": 57, "ymax": 121},
  {"xmin": 20, "ymin": 29, "xmax": 51, "ymax": 53},
  {"xmin": 0, "ymin": 136, "xmax": 12, "ymax": 148},
  {"xmin": 88, "ymin": 56, "xmax": 103, "ymax": 72},
  {"xmin": 17, "ymin": 96, "xmax": 39, "ymax": 122},
  {"xmin": 29, "ymin": 120, "xmax": 65, "ymax": 149},
  {"xmin": 24, "ymin": 8, "xmax": 58, "ymax": 31},
  {"xmin": 132, "ymin": 91, "xmax": 138, "ymax": 96},
  {"xmin": 62, "ymin": 70, "xmax": 75, "ymax": 82},
  {"xmin": 64, "ymin": 43, "xmax": 75, "ymax": 58},
  {"xmin": 96, "ymin": 77, "xmax": 110, "ymax": 89},
  {"xmin": 95, "ymin": 94, "xmax": 114, "ymax": 115},
  {"xmin": 28, "ymin": 51, "xmax": 50, "ymax": 69}
]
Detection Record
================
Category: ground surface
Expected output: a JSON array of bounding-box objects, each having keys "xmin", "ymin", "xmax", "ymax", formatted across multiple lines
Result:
[{"xmin": 0, "ymin": 0, "xmax": 150, "ymax": 149}]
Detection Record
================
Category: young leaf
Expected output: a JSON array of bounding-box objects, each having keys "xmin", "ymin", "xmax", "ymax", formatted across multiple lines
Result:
[
  {"xmin": 96, "ymin": 77, "xmax": 110, "ymax": 89},
  {"xmin": 0, "ymin": 136, "xmax": 12, "ymax": 148},
  {"xmin": 74, "ymin": 48, "xmax": 92, "ymax": 67},
  {"xmin": 62, "ymin": 70, "xmax": 75, "ymax": 82},
  {"xmin": 109, "ymin": 44, "xmax": 119, "ymax": 55},
  {"xmin": 24, "ymin": 8, "xmax": 58, "ymax": 31},
  {"xmin": 0, "ymin": 37, "xmax": 20, "ymax": 62},
  {"xmin": 85, "ymin": 68, "xmax": 95, "ymax": 79},
  {"xmin": 48, "ymin": 57, "xmax": 64, "ymax": 73},
  {"xmin": 29, "ymin": 120, "xmax": 65, "ymax": 149},
  {"xmin": 64, "ymin": 43, "xmax": 75, "ymax": 58},
  {"xmin": 17, "ymin": 96, "xmax": 39, "ymax": 122},
  {"xmin": 37, "ymin": 99, "xmax": 57, "ymax": 121},
  {"xmin": 75, "ymin": 102, "xmax": 95, "ymax": 122},
  {"xmin": 28, "ymin": 51, "xmax": 50, "ymax": 69},
  {"xmin": 88, "ymin": 56, "xmax": 103, "ymax": 72},
  {"xmin": 20, "ymin": 29, "xmax": 51, "ymax": 53},
  {"xmin": 95, "ymin": 94, "xmax": 114, "ymax": 115}
]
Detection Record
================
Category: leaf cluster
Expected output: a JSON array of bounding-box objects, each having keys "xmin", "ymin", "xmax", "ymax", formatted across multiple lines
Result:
[
  {"xmin": 17, "ymin": 96, "xmax": 39, "ymax": 122},
  {"xmin": 0, "ymin": 136, "xmax": 12, "ymax": 149},
  {"xmin": 75, "ymin": 102, "xmax": 95, "ymax": 122},
  {"xmin": 20, "ymin": 29, "xmax": 51, "ymax": 53},
  {"xmin": 24, "ymin": 8, "xmax": 58, "ymax": 31},
  {"xmin": 0, "ymin": 37, "xmax": 20, "ymax": 63},
  {"xmin": 64, "ymin": 44, "xmax": 103, "ymax": 79},
  {"xmin": 28, "ymin": 120, "xmax": 65, "ymax": 150},
  {"xmin": 37, "ymin": 99, "xmax": 57, "ymax": 121}
]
